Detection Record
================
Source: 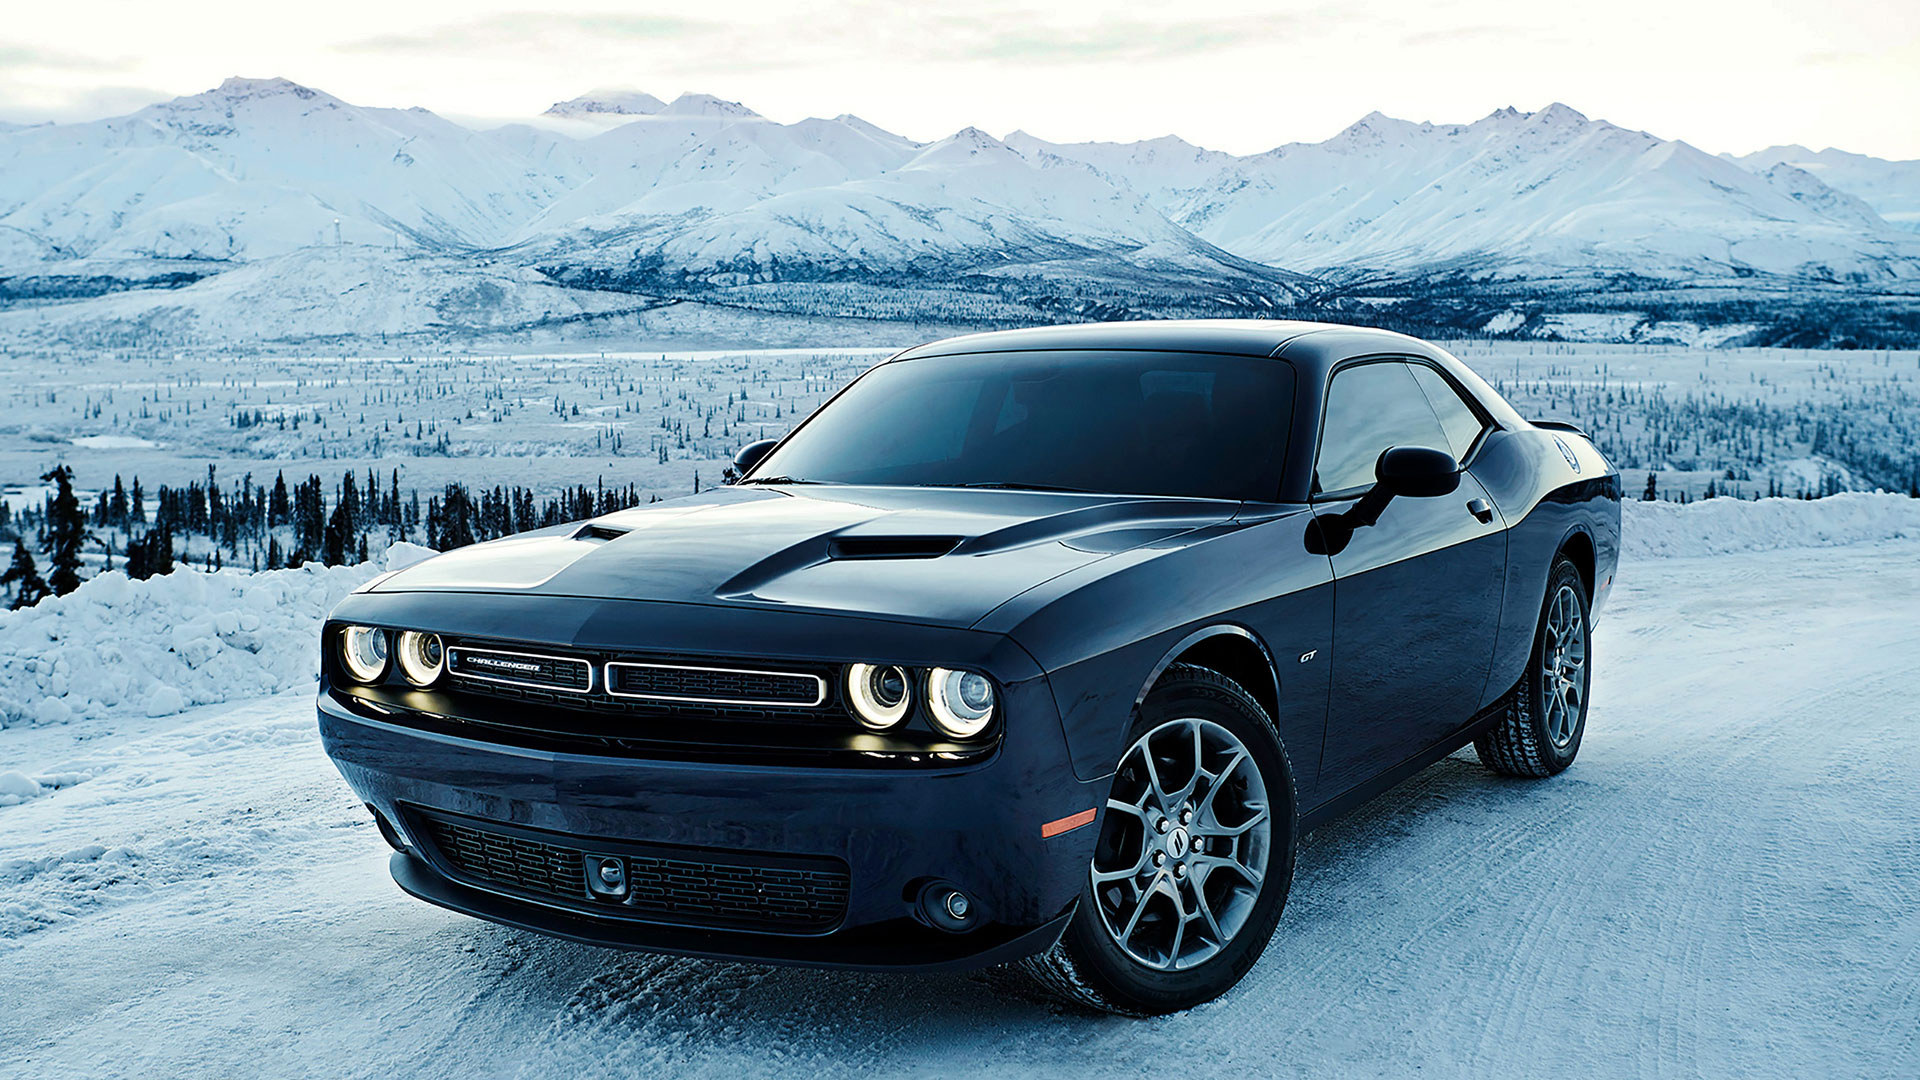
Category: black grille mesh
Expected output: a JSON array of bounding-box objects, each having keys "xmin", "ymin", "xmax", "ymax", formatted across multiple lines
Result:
[
  {"xmin": 423, "ymin": 815, "xmax": 585, "ymax": 897},
  {"xmin": 417, "ymin": 813, "xmax": 850, "ymax": 932},
  {"xmin": 608, "ymin": 663, "xmax": 821, "ymax": 705}
]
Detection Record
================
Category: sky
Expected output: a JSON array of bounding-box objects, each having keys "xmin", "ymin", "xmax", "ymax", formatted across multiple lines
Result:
[{"xmin": 2, "ymin": 0, "xmax": 1917, "ymax": 158}]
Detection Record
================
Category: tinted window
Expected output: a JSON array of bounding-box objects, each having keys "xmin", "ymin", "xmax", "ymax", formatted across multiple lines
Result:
[
  {"xmin": 1409, "ymin": 364, "xmax": 1487, "ymax": 461},
  {"xmin": 751, "ymin": 351, "xmax": 1293, "ymax": 500},
  {"xmin": 1314, "ymin": 362, "xmax": 1451, "ymax": 493}
]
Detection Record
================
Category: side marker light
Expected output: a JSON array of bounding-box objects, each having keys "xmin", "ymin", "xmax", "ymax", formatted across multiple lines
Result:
[{"xmin": 1041, "ymin": 808, "xmax": 1098, "ymax": 839}]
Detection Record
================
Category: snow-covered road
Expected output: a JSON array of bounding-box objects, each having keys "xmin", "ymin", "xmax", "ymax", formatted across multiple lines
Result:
[{"xmin": 4, "ymin": 538, "xmax": 1918, "ymax": 1078}]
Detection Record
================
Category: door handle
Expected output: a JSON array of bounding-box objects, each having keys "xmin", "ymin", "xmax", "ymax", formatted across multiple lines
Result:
[{"xmin": 1466, "ymin": 498, "xmax": 1494, "ymax": 524}]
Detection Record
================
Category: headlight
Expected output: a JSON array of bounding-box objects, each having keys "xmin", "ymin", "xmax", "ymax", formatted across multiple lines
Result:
[
  {"xmin": 927, "ymin": 667, "xmax": 995, "ymax": 738},
  {"xmin": 847, "ymin": 663, "xmax": 911, "ymax": 730},
  {"xmin": 338, "ymin": 625, "xmax": 390, "ymax": 683},
  {"xmin": 395, "ymin": 631, "xmax": 445, "ymax": 687}
]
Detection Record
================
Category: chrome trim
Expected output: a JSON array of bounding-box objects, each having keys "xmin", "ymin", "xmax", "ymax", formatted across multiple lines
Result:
[
  {"xmin": 446, "ymin": 647, "xmax": 594, "ymax": 694},
  {"xmin": 602, "ymin": 661, "xmax": 828, "ymax": 708}
]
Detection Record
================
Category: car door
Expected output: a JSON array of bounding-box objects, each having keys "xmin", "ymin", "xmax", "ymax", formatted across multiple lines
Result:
[{"xmin": 1310, "ymin": 359, "xmax": 1508, "ymax": 798}]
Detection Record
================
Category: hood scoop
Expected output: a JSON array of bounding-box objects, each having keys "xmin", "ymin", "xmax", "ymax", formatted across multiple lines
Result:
[
  {"xmin": 826, "ymin": 535, "xmax": 962, "ymax": 561},
  {"xmin": 573, "ymin": 523, "xmax": 632, "ymax": 543}
]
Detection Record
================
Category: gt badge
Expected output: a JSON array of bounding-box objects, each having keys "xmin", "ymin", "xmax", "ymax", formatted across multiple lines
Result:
[{"xmin": 1299, "ymin": 649, "xmax": 1318, "ymax": 663}]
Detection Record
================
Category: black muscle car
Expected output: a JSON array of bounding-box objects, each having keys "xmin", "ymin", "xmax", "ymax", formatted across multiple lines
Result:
[{"xmin": 319, "ymin": 320, "xmax": 1621, "ymax": 1014}]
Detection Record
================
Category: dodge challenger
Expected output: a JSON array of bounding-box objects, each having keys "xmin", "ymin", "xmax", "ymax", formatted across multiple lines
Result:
[{"xmin": 318, "ymin": 319, "xmax": 1621, "ymax": 1014}]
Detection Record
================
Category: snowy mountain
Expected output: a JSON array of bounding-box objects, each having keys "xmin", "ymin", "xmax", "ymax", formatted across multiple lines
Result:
[
  {"xmin": 543, "ymin": 90, "xmax": 668, "ymax": 120},
  {"xmin": 2, "ymin": 79, "xmax": 1918, "ymax": 348},
  {"xmin": 1731, "ymin": 145, "xmax": 1920, "ymax": 232},
  {"xmin": 0, "ymin": 77, "xmax": 567, "ymax": 260},
  {"xmin": 1019, "ymin": 105, "xmax": 1920, "ymax": 284},
  {"xmin": 529, "ymin": 125, "xmax": 1306, "ymax": 300}
]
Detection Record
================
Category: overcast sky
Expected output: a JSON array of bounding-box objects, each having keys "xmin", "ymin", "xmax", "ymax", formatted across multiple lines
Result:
[{"xmin": 3, "ymin": 0, "xmax": 1916, "ymax": 158}]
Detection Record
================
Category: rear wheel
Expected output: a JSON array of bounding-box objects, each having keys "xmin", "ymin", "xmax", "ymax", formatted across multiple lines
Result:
[
  {"xmin": 1475, "ymin": 555, "xmax": 1591, "ymax": 777},
  {"xmin": 1020, "ymin": 664, "xmax": 1296, "ymax": 1014}
]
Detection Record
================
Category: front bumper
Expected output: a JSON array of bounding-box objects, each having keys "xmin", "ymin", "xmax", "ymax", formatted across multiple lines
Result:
[{"xmin": 318, "ymin": 676, "xmax": 1106, "ymax": 971}]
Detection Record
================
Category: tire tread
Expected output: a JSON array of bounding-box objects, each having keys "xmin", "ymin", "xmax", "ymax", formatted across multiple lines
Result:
[{"xmin": 1475, "ymin": 557, "xmax": 1587, "ymax": 778}]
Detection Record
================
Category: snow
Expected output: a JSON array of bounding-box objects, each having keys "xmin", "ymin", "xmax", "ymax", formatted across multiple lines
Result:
[
  {"xmin": 1621, "ymin": 491, "xmax": 1920, "ymax": 558},
  {"xmin": 0, "ymin": 543, "xmax": 433, "ymax": 729},
  {"xmin": 1733, "ymin": 145, "xmax": 1920, "ymax": 232},
  {"xmin": 4, "ymin": 82, "xmax": 1917, "ymax": 352},
  {"xmin": 67, "ymin": 435, "xmax": 157, "ymax": 450},
  {"xmin": 1018, "ymin": 104, "xmax": 1920, "ymax": 282},
  {"xmin": 1, "ymin": 498, "xmax": 1915, "ymax": 1075}
]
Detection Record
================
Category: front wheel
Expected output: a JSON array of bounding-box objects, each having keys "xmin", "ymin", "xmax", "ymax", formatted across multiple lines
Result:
[
  {"xmin": 1475, "ymin": 555, "xmax": 1591, "ymax": 777},
  {"xmin": 1020, "ymin": 664, "xmax": 1296, "ymax": 1014}
]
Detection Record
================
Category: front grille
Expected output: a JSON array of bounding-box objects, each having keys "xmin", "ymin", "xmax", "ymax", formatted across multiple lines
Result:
[
  {"xmin": 447, "ymin": 647, "xmax": 592, "ymax": 693},
  {"xmin": 415, "ymin": 812, "xmax": 851, "ymax": 933},
  {"xmin": 606, "ymin": 662, "xmax": 824, "ymax": 706}
]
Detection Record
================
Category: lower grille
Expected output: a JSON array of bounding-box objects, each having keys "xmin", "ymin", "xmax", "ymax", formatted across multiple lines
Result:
[
  {"xmin": 424, "ymin": 815, "xmax": 585, "ymax": 897},
  {"xmin": 414, "ymin": 812, "xmax": 850, "ymax": 933}
]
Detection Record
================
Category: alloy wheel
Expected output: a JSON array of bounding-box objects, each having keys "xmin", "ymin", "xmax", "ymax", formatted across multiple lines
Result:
[
  {"xmin": 1090, "ymin": 717, "xmax": 1271, "ymax": 971},
  {"xmin": 1542, "ymin": 583, "xmax": 1587, "ymax": 749}
]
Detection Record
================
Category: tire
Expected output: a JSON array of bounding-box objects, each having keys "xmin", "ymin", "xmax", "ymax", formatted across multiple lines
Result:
[
  {"xmin": 1019, "ymin": 664, "xmax": 1297, "ymax": 1015},
  {"xmin": 1475, "ymin": 555, "xmax": 1592, "ymax": 777}
]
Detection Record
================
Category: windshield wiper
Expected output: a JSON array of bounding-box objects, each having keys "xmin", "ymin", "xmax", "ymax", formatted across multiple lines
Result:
[
  {"xmin": 917, "ymin": 481, "xmax": 1096, "ymax": 494},
  {"xmin": 738, "ymin": 475, "xmax": 828, "ymax": 486}
]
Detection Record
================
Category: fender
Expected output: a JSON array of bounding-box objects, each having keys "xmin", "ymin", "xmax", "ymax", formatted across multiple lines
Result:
[{"xmin": 1131, "ymin": 623, "xmax": 1283, "ymax": 722}]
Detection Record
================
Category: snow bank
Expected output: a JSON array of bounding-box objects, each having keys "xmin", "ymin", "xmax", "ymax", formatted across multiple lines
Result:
[
  {"xmin": 1621, "ymin": 492, "xmax": 1920, "ymax": 559},
  {"xmin": 0, "ymin": 545, "xmax": 435, "ymax": 729}
]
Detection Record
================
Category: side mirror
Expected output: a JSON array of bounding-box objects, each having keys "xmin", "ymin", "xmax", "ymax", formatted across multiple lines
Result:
[
  {"xmin": 1343, "ymin": 445, "xmax": 1460, "ymax": 528},
  {"xmin": 723, "ymin": 438, "xmax": 780, "ymax": 484},
  {"xmin": 1376, "ymin": 445, "xmax": 1461, "ymax": 499}
]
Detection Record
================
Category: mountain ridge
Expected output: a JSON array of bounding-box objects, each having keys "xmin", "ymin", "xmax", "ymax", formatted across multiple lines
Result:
[{"xmin": 1, "ymin": 79, "xmax": 1916, "ymax": 350}]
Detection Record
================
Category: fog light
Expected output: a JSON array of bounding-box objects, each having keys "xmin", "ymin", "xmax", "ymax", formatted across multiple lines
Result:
[
  {"xmin": 918, "ymin": 881, "xmax": 977, "ymax": 933},
  {"xmin": 585, "ymin": 855, "xmax": 628, "ymax": 900}
]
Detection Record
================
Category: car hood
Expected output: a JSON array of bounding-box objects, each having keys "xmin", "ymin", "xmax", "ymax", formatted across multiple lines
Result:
[{"xmin": 371, "ymin": 485, "xmax": 1239, "ymax": 628}]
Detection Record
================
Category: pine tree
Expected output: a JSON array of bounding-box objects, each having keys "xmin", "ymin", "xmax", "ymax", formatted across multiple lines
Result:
[
  {"xmin": 1642, "ymin": 474, "xmax": 1658, "ymax": 502},
  {"xmin": 269, "ymin": 471, "xmax": 291, "ymax": 526},
  {"xmin": 40, "ymin": 465, "xmax": 90, "ymax": 596},
  {"xmin": 323, "ymin": 501, "xmax": 352, "ymax": 566},
  {"xmin": 2, "ymin": 538, "xmax": 48, "ymax": 610}
]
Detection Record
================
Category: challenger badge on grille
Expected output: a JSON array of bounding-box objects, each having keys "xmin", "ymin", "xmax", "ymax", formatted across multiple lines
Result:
[{"xmin": 446, "ymin": 647, "xmax": 593, "ymax": 693}]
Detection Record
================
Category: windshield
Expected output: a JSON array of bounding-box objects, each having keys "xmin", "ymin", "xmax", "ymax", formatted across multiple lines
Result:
[{"xmin": 749, "ymin": 350, "xmax": 1293, "ymax": 500}]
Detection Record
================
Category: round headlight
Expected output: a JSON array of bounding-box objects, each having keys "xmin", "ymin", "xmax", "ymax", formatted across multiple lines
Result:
[
  {"xmin": 338, "ymin": 625, "xmax": 390, "ymax": 683},
  {"xmin": 927, "ymin": 667, "xmax": 995, "ymax": 739},
  {"xmin": 847, "ymin": 663, "xmax": 911, "ymax": 730},
  {"xmin": 395, "ymin": 631, "xmax": 445, "ymax": 687}
]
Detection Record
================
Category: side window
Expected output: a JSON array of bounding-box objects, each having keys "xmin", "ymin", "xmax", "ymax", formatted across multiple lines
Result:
[
  {"xmin": 1408, "ymin": 364, "xmax": 1487, "ymax": 462},
  {"xmin": 1314, "ymin": 362, "xmax": 1451, "ymax": 494}
]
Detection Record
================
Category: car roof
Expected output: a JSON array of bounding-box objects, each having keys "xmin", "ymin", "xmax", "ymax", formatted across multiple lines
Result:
[{"xmin": 891, "ymin": 319, "xmax": 1432, "ymax": 361}]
